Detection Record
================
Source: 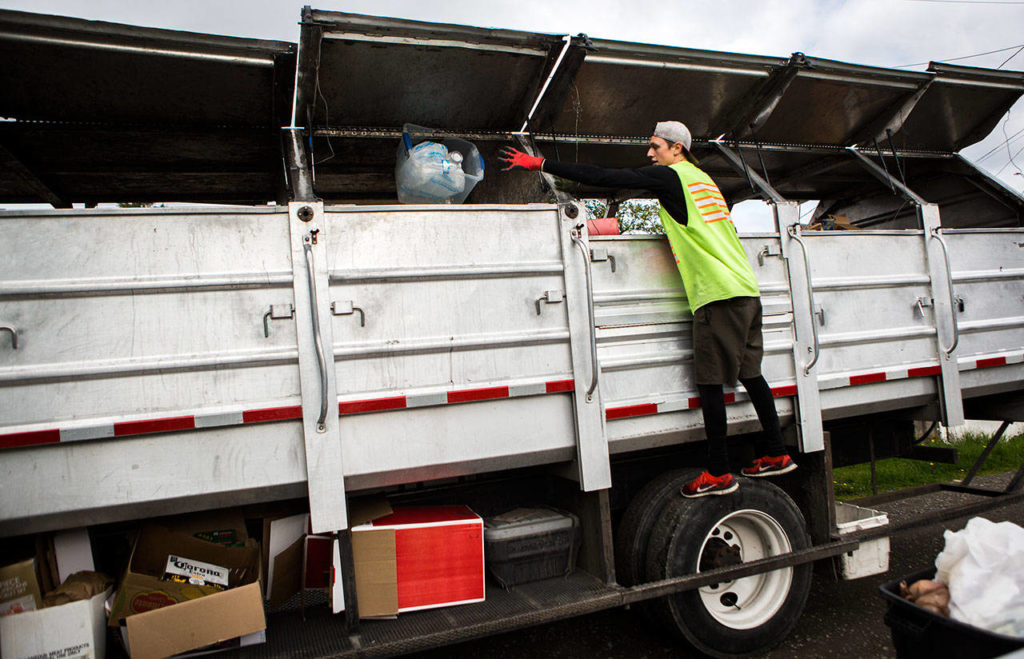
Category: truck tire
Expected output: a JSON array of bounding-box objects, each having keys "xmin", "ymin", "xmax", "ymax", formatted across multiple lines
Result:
[
  {"xmin": 615, "ymin": 468, "xmax": 700, "ymax": 586},
  {"xmin": 645, "ymin": 478, "xmax": 812, "ymax": 657}
]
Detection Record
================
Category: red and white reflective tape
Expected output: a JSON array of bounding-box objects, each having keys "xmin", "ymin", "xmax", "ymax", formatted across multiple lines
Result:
[
  {"xmin": 814, "ymin": 350, "xmax": 1024, "ymax": 392},
  {"xmin": 603, "ymin": 350, "xmax": 1024, "ymax": 422},
  {"xmin": 605, "ymin": 387, "xmax": 784, "ymax": 421},
  {"xmin": 972, "ymin": 352, "xmax": 1022, "ymax": 370},
  {"xmin": 817, "ymin": 364, "xmax": 939, "ymax": 391},
  {"xmin": 3, "ymin": 350, "xmax": 1022, "ymax": 449},
  {"xmin": 0, "ymin": 378, "xmax": 577, "ymax": 450}
]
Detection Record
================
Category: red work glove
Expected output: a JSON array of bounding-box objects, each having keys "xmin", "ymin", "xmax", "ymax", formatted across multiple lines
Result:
[{"xmin": 499, "ymin": 146, "xmax": 544, "ymax": 171}]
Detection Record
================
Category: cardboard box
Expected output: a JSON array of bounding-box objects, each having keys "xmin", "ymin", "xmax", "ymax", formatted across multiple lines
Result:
[
  {"xmin": 262, "ymin": 513, "xmax": 307, "ymax": 606},
  {"xmin": 1, "ymin": 587, "xmax": 111, "ymax": 659},
  {"xmin": 159, "ymin": 509, "xmax": 251, "ymax": 548},
  {"xmin": 0, "ymin": 558, "xmax": 43, "ymax": 617},
  {"xmin": 123, "ymin": 582, "xmax": 265, "ymax": 659},
  {"xmin": 53, "ymin": 528, "xmax": 96, "ymax": 584},
  {"xmin": 261, "ymin": 513, "xmax": 336, "ymax": 608},
  {"xmin": 353, "ymin": 505, "xmax": 484, "ymax": 615},
  {"xmin": 108, "ymin": 525, "xmax": 265, "ymax": 659}
]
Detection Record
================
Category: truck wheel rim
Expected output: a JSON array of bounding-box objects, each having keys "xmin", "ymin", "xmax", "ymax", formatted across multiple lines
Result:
[{"xmin": 696, "ymin": 508, "xmax": 794, "ymax": 630}]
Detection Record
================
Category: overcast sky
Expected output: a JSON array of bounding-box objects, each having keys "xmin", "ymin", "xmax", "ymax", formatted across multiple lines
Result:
[{"xmin": 2, "ymin": 0, "xmax": 1023, "ymax": 222}]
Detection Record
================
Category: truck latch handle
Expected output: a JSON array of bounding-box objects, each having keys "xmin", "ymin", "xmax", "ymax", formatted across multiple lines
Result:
[
  {"xmin": 331, "ymin": 300, "xmax": 366, "ymax": 327},
  {"xmin": 589, "ymin": 247, "xmax": 616, "ymax": 273},
  {"xmin": 0, "ymin": 325, "xmax": 17, "ymax": 349},
  {"xmin": 758, "ymin": 245, "xmax": 781, "ymax": 266},
  {"xmin": 536, "ymin": 290, "xmax": 565, "ymax": 315},
  {"xmin": 263, "ymin": 304, "xmax": 295, "ymax": 338}
]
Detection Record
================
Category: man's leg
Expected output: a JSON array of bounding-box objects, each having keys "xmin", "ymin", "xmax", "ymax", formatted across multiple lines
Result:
[
  {"xmin": 680, "ymin": 383, "xmax": 738, "ymax": 497},
  {"xmin": 739, "ymin": 375, "xmax": 797, "ymax": 477},
  {"xmin": 698, "ymin": 383, "xmax": 730, "ymax": 476},
  {"xmin": 682, "ymin": 301, "xmax": 740, "ymax": 497},
  {"xmin": 739, "ymin": 375, "xmax": 786, "ymax": 457}
]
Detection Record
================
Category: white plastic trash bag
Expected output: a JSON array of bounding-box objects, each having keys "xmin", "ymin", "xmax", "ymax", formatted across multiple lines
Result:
[
  {"xmin": 396, "ymin": 140, "xmax": 466, "ymax": 202},
  {"xmin": 934, "ymin": 517, "xmax": 1024, "ymax": 637},
  {"xmin": 395, "ymin": 124, "xmax": 484, "ymax": 204}
]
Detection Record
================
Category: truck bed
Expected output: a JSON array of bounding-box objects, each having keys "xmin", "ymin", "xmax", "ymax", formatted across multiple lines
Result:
[{"xmin": 1, "ymin": 205, "xmax": 1021, "ymax": 535}]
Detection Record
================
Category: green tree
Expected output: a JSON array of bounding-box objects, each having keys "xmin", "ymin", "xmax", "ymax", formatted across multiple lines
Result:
[{"xmin": 584, "ymin": 199, "xmax": 664, "ymax": 234}]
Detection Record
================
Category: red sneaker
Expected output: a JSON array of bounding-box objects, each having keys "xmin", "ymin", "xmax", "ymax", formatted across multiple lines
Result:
[
  {"xmin": 680, "ymin": 471, "xmax": 738, "ymax": 498},
  {"xmin": 742, "ymin": 454, "xmax": 797, "ymax": 478}
]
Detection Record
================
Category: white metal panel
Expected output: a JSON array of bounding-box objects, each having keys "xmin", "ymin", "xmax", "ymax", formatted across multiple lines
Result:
[
  {"xmin": 944, "ymin": 229, "xmax": 1024, "ymax": 364},
  {"xmin": 340, "ymin": 395, "xmax": 576, "ymax": 490},
  {"xmin": 794, "ymin": 230, "xmax": 956, "ymax": 419},
  {"xmin": 591, "ymin": 231, "xmax": 801, "ymax": 446},
  {"xmin": 0, "ymin": 423, "xmax": 308, "ymax": 536},
  {"xmin": 0, "ymin": 209, "xmax": 299, "ymax": 429},
  {"xmin": 323, "ymin": 205, "xmax": 601, "ymax": 486}
]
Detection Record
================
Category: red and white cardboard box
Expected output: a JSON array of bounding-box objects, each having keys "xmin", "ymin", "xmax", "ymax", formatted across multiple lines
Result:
[{"xmin": 352, "ymin": 505, "xmax": 484, "ymax": 614}]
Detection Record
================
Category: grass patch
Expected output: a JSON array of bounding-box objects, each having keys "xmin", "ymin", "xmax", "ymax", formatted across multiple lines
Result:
[{"xmin": 833, "ymin": 430, "xmax": 1024, "ymax": 501}]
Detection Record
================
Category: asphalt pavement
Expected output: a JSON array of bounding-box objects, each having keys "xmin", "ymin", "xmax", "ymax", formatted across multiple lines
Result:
[{"xmin": 416, "ymin": 472, "xmax": 1024, "ymax": 659}]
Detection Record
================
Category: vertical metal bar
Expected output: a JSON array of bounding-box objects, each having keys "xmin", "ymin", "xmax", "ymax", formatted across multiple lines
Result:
[
  {"xmin": 786, "ymin": 224, "xmax": 820, "ymax": 374},
  {"xmin": 928, "ymin": 228, "xmax": 961, "ymax": 355},
  {"xmin": 789, "ymin": 430, "xmax": 836, "ymax": 545},
  {"xmin": 289, "ymin": 201, "xmax": 348, "ymax": 533},
  {"xmin": 573, "ymin": 489, "xmax": 616, "ymax": 585},
  {"xmin": 336, "ymin": 529, "xmax": 360, "ymax": 631},
  {"xmin": 778, "ymin": 207, "xmax": 825, "ymax": 454},
  {"xmin": 869, "ymin": 428, "xmax": 878, "ymax": 496},
  {"xmin": 571, "ymin": 226, "xmax": 599, "ymax": 400},
  {"xmin": 303, "ymin": 238, "xmax": 330, "ymax": 431},
  {"xmin": 558, "ymin": 204, "xmax": 612, "ymax": 491},
  {"xmin": 919, "ymin": 205, "xmax": 965, "ymax": 427},
  {"xmin": 962, "ymin": 420, "xmax": 1010, "ymax": 486},
  {"xmin": 284, "ymin": 128, "xmax": 317, "ymax": 202}
]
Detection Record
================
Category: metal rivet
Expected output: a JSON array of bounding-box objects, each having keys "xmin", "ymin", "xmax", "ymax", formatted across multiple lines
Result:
[
  {"xmin": 297, "ymin": 206, "xmax": 314, "ymax": 222},
  {"xmin": 565, "ymin": 205, "xmax": 579, "ymax": 219}
]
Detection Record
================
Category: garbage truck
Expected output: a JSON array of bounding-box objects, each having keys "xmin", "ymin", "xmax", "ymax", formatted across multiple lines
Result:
[{"xmin": 1, "ymin": 7, "xmax": 1023, "ymax": 657}]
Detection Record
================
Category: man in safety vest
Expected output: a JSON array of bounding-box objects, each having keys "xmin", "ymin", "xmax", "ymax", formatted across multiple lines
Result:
[{"xmin": 500, "ymin": 121, "xmax": 796, "ymax": 498}]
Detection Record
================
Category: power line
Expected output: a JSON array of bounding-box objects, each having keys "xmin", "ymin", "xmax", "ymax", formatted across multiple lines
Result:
[
  {"xmin": 975, "ymin": 126, "xmax": 1024, "ymax": 162},
  {"xmin": 998, "ymin": 44, "xmax": 1024, "ymax": 67},
  {"xmin": 997, "ymin": 113, "xmax": 1024, "ymax": 176},
  {"xmin": 995, "ymin": 142, "xmax": 1024, "ymax": 175},
  {"xmin": 894, "ymin": 43, "xmax": 1024, "ymax": 68}
]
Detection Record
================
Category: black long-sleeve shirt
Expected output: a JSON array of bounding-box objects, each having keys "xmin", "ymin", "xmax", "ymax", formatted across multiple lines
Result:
[{"xmin": 541, "ymin": 161, "xmax": 689, "ymax": 226}]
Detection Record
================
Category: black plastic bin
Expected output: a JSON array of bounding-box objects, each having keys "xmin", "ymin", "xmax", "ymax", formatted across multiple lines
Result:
[
  {"xmin": 483, "ymin": 507, "xmax": 580, "ymax": 588},
  {"xmin": 879, "ymin": 566, "xmax": 1024, "ymax": 659}
]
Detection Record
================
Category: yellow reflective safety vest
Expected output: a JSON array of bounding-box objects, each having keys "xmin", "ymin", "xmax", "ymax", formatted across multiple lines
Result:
[{"xmin": 658, "ymin": 161, "xmax": 760, "ymax": 313}]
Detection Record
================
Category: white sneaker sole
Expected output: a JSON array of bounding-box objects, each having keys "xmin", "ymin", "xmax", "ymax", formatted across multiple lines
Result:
[
  {"xmin": 742, "ymin": 462, "xmax": 797, "ymax": 478},
  {"xmin": 680, "ymin": 481, "xmax": 739, "ymax": 498}
]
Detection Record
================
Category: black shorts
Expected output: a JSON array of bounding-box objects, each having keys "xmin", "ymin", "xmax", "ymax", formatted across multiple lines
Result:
[{"xmin": 692, "ymin": 296, "xmax": 764, "ymax": 385}]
